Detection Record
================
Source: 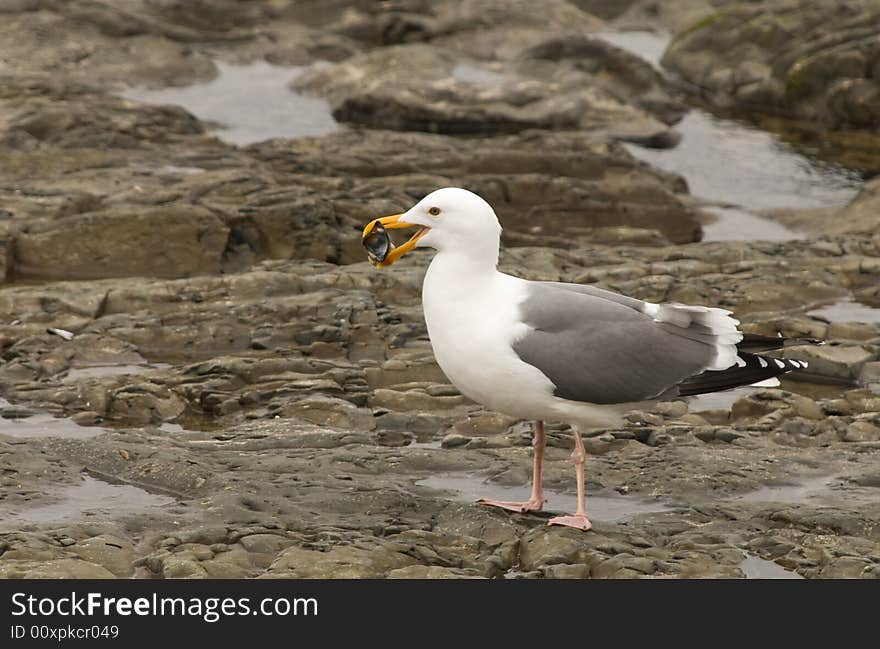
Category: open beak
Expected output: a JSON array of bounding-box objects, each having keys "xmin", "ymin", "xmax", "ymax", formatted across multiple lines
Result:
[{"xmin": 362, "ymin": 214, "xmax": 429, "ymax": 268}]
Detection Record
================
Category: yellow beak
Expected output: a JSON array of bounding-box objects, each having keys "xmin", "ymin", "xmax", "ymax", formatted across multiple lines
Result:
[{"xmin": 362, "ymin": 214, "xmax": 429, "ymax": 268}]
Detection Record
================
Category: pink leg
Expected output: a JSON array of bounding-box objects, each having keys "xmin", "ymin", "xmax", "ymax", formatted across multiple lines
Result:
[
  {"xmin": 479, "ymin": 420, "xmax": 546, "ymax": 513},
  {"xmin": 548, "ymin": 428, "xmax": 592, "ymax": 531}
]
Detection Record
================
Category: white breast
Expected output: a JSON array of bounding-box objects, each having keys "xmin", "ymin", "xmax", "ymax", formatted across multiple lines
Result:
[
  {"xmin": 420, "ymin": 252, "xmax": 633, "ymax": 429},
  {"xmin": 421, "ymin": 253, "xmax": 558, "ymax": 420}
]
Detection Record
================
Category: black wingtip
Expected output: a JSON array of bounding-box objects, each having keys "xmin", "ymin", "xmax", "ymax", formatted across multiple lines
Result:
[
  {"xmin": 737, "ymin": 333, "xmax": 825, "ymax": 353},
  {"xmin": 676, "ymin": 353, "xmax": 807, "ymax": 397}
]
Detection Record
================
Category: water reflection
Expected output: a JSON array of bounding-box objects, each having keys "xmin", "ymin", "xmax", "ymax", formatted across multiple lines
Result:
[
  {"xmin": 120, "ymin": 61, "xmax": 341, "ymax": 145},
  {"xmin": 593, "ymin": 31, "xmax": 861, "ymax": 242}
]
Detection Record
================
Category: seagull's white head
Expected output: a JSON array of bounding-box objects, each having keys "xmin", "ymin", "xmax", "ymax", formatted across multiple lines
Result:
[{"xmin": 362, "ymin": 187, "xmax": 502, "ymax": 268}]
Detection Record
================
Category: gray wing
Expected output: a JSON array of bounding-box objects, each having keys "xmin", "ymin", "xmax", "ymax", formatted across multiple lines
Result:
[
  {"xmin": 513, "ymin": 282, "xmax": 732, "ymax": 404},
  {"xmin": 537, "ymin": 281, "xmax": 647, "ymax": 311}
]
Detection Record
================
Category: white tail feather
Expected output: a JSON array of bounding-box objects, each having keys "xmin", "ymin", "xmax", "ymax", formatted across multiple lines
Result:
[{"xmin": 645, "ymin": 302, "xmax": 743, "ymax": 371}]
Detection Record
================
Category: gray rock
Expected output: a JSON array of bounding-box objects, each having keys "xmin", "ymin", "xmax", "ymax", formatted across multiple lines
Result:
[
  {"xmin": 371, "ymin": 388, "xmax": 469, "ymax": 411},
  {"xmin": 8, "ymin": 206, "xmax": 229, "ymax": 281},
  {"xmin": 238, "ymin": 534, "xmax": 295, "ymax": 555},
  {"xmin": 162, "ymin": 557, "xmax": 208, "ymax": 579},
  {"xmin": 519, "ymin": 530, "xmax": 590, "ymax": 570},
  {"xmin": 387, "ymin": 565, "xmax": 485, "ymax": 579},
  {"xmin": 69, "ymin": 535, "xmax": 135, "ymax": 578},
  {"xmin": 441, "ymin": 432, "xmax": 471, "ymax": 449},
  {"xmin": 375, "ymin": 429, "xmax": 415, "ymax": 447},
  {"xmin": 284, "ymin": 396, "xmax": 376, "ymax": 431},
  {"xmin": 663, "ymin": 1, "xmax": 880, "ymax": 131},
  {"xmin": 860, "ymin": 361, "xmax": 880, "ymax": 387},
  {"xmin": 792, "ymin": 345, "xmax": 875, "ymax": 382},
  {"xmin": 0, "ymin": 558, "xmax": 116, "ymax": 579},
  {"xmin": 250, "ymin": 128, "xmax": 699, "ymax": 246},
  {"xmin": 267, "ymin": 545, "xmax": 416, "ymax": 578},
  {"xmin": 843, "ymin": 421, "xmax": 880, "ymax": 442},
  {"xmin": 542, "ymin": 563, "xmax": 591, "ymax": 579},
  {"xmin": 294, "ymin": 40, "xmax": 677, "ymax": 144},
  {"xmin": 176, "ymin": 526, "xmax": 229, "ymax": 546}
]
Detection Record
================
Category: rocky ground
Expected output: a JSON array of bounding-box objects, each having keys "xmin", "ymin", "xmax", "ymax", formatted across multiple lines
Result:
[
  {"xmin": 662, "ymin": 1, "xmax": 880, "ymax": 128},
  {"xmin": 660, "ymin": 0, "xmax": 880, "ymax": 172},
  {"xmin": 0, "ymin": 1, "xmax": 878, "ymax": 579}
]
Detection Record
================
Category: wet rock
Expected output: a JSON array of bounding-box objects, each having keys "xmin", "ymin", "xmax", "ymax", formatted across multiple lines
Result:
[
  {"xmin": 518, "ymin": 529, "xmax": 592, "ymax": 570},
  {"xmin": 425, "ymin": 384, "xmax": 461, "ymax": 397},
  {"xmin": 521, "ymin": 35, "xmax": 686, "ymax": 124},
  {"xmin": 374, "ymin": 412, "xmax": 451, "ymax": 435},
  {"xmin": 69, "ymin": 535, "xmax": 136, "ymax": 578},
  {"xmin": 295, "ymin": 40, "xmax": 677, "ymax": 144},
  {"xmin": 441, "ymin": 432, "xmax": 470, "ymax": 449},
  {"xmin": 58, "ymin": 335, "xmax": 147, "ymax": 366},
  {"xmin": 792, "ymin": 345, "xmax": 875, "ymax": 382},
  {"xmin": 266, "ymin": 544, "xmax": 417, "ymax": 578},
  {"xmin": 176, "ymin": 526, "xmax": 229, "ymax": 546},
  {"xmin": 646, "ymin": 430, "xmax": 674, "ymax": 446},
  {"xmin": 832, "ymin": 179, "xmax": 880, "ymax": 236},
  {"xmin": 200, "ymin": 553, "xmax": 255, "ymax": 579},
  {"xmin": 284, "ymin": 396, "xmax": 376, "ymax": 431},
  {"xmin": 7, "ymin": 206, "xmax": 229, "ymax": 281},
  {"xmin": 1, "ymin": 406, "xmax": 38, "ymax": 419},
  {"xmin": 177, "ymin": 543, "xmax": 213, "ymax": 561},
  {"xmin": 843, "ymin": 421, "xmax": 880, "ymax": 443},
  {"xmin": 818, "ymin": 556, "xmax": 874, "ymax": 579},
  {"xmin": 592, "ymin": 553, "xmax": 656, "ymax": 578},
  {"xmin": 578, "ymin": 0, "xmax": 720, "ymax": 33},
  {"xmin": 387, "ymin": 565, "xmax": 485, "ymax": 579},
  {"xmin": 330, "ymin": 0, "xmax": 601, "ymax": 53},
  {"xmin": 541, "ymin": 563, "xmax": 591, "ymax": 579},
  {"xmin": 238, "ymin": 533, "xmax": 295, "ymax": 556},
  {"xmin": 655, "ymin": 401, "xmax": 688, "ymax": 419},
  {"xmin": 254, "ymin": 126, "xmax": 685, "ymax": 189},
  {"xmin": 107, "ymin": 383, "xmax": 187, "ymax": 424},
  {"xmin": 625, "ymin": 411, "xmax": 664, "ymax": 427},
  {"xmin": 0, "ymin": 0, "xmax": 362, "ymax": 87},
  {"xmin": 859, "ymin": 362, "xmax": 880, "ymax": 388},
  {"xmin": 768, "ymin": 179, "xmax": 880, "ymax": 237},
  {"xmin": 375, "ymin": 429, "xmax": 415, "ymax": 447},
  {"xmin": 843, "ymin": 390, "xmax": 880, "ymax": 415},
  {"xmin": 370, "ymin": 388, "xmax": 469, "ymax": 411},
  {"xmin": 250, "ymin": 129, "xmax": 699, "ymax": 246},
  {"xmin": 696, "ymin": 427, "xmax": 744, "ymax": 444},
  {"xmin": 365, "ymin": 364, "xmax": 450, "ymax": 389},
  {"xmin": 162, "ymin": 557, "xmax": 208, "ymax": 579},
  {"xmin": 453, "ymin": 413, "xmax": 518, "ymax": 437},
  {"xmin": 0, "ymin": 558, "xmax": 115, "ymax": 579},
  {"xmin": 226, "ymin": 192, "xmax": 359, "ymax": 266},
  {"xmin": 827, "ymin": 322, "xmax": 878, "ymax": 342},
  {"xmin": 779, "ymin": 419, "xmax": 819, "ymax": 437},
  {"xmin": 694, "ymin": 427, "xmax": 717, "ymax": 443},
  {"xmin": 663, "ymin": 1, "xmax": 880, "ymax": 130},
  {"xmin": 1, "ymin": 79, "xmax": 206, "ymax": 150}
]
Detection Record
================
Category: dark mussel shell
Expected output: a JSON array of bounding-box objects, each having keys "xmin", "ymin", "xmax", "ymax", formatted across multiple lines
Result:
[{"xmin": 363, "ymin": 221, "xmax": 392, "ymax": 264}]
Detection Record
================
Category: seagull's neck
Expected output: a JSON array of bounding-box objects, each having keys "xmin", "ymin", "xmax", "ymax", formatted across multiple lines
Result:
[
  {"xmin": 422, "ymin": 247, "xmax": 513, "ymax": 364},
  {"xmin": 427, "ymin": 245, "xmax": 500, "ymax": 281},
  {"xmin": 423, "ymin": 246, "xmax": 501, "ymax": 311}
]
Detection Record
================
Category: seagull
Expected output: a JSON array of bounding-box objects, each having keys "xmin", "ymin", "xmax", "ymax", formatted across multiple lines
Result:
[{"xmin": 363, "ymin": 187, "xmax": 812, "ymax": 531}]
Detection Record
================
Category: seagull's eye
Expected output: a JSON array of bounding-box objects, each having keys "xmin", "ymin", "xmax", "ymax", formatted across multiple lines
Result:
[{"xmin": 428, "ymin": 206, "xmax": 441, "ymax": 217}]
